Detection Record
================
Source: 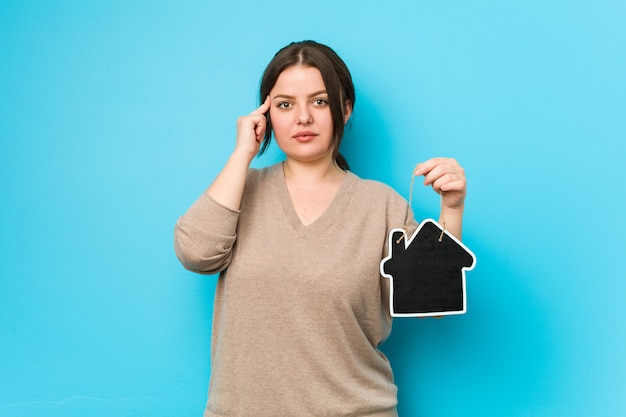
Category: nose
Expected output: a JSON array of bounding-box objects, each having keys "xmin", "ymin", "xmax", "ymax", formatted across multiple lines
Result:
[{"xmin": 297, "ymin": 106, "xmax": 312, "ymax": 125}]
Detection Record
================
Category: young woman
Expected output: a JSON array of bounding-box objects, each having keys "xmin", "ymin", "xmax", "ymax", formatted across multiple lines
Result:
[{"xmin": 174, "ymin": 40, "xmax": 466, "ymax": 417}]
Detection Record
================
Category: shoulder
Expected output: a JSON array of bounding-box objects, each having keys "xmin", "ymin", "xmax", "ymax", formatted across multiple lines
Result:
[
  {"xmin": 240, "ymin": 163, "xmax": 282, "ymax": 210},
  {"xmin": 344, "ymin": 172, "xmax": 412, "ymax": 228},
  {"xmin": 245, "ymin": 163, "xmax": 281, "ymax": 189},
  {"xmin": 245, "ymin": 163, "xmax": 276, "ymax": 181},
  {"xmin": 347, "ymin": 171, "xmax": 407, "ymax": 206}
]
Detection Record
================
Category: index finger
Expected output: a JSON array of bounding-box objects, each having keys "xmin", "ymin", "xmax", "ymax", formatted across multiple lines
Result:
[
  {"xmin": 253, "ymin": 95, "xmax": 271, "ymax": 115},
  {"xmin": 414, "ymin": 157, "xmax": 445, "ymax": 176}
]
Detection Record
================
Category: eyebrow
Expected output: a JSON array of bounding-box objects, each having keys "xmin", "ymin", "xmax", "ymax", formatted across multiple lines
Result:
[{"xmin": 272, "ymin": 90, "xmax": 328, "ymax": 100}]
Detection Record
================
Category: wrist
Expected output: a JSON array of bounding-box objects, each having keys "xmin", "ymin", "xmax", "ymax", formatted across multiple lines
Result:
[
  {"xmin": 441, "ymin": 203, "xmax": 464, "ymax": 219},
  {"xmin": 231, "ymin": 147, "xmax": 256, "ymax": 166},
  {"xmin": 440, "ymin": 205, "xmax": 465, "ymax": 224},
  {"xmin": 440, "ymin": 204, "xmax": 464, "ymax": 240}
]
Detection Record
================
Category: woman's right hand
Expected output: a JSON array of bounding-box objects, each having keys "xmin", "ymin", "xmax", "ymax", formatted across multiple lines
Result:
[
  {"xmin": 235, "ymin": 96, "xmax": 271, "ymax": 160},
  {"xmin": 206, "ymin": 96, "xmax": 272, "ymax": 211}
]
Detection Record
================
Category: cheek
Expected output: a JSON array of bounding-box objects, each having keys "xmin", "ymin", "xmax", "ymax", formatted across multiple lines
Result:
[{"xmin": 269, "ymin": 110, "xmax": 290, "ymax": 136}]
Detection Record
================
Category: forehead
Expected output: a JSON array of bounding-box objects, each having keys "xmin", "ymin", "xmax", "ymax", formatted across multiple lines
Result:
[{"xmin": 271, "ymin": 65, "xmax": 326, "ymax": 94}]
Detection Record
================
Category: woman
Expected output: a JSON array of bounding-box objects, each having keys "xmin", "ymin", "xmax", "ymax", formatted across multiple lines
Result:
[{"xmin": 174, "ymin": 40, "xmax": 466, "ymax": 417}]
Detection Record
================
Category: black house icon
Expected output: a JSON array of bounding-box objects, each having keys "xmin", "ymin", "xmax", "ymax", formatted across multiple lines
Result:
[{"xmin": 380, "ymin": 219, "xmax": 476, "ymax": 317}]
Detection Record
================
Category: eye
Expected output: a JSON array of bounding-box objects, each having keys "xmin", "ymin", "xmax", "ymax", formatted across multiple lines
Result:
[
  {"xmin": 313, "ymin": 98, "xmax": 328, "ymax": 106},
  {"xmin": 277, "ymin": 101, "xmax": 291, "ymax": 109}
]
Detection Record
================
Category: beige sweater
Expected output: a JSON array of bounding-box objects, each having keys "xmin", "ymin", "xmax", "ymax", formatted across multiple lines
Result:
[{"xmin": 174, "ymin": 163, "xmax": 417, "ymax": 417}]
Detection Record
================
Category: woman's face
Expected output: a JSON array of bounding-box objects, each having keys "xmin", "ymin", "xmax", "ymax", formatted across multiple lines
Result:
[{"xmin": 269, "ymin": 65, "xmax": 348, "ymax": 164}]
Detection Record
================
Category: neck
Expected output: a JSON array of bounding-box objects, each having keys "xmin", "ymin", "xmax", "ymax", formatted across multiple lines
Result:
[{"xmin": 282, "ymin": 156, "xmax": 344, "ymax": 184}]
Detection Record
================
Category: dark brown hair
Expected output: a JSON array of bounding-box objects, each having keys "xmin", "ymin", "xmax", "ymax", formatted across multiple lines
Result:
[{"xmin": 259, "ymin": 40, "xmax": 355, "ymax": 170}]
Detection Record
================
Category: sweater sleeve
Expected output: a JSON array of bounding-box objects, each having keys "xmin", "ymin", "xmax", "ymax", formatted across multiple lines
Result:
[{"xmin": 174, "ymin": 191, "xmax": 240, "ymax": 275}]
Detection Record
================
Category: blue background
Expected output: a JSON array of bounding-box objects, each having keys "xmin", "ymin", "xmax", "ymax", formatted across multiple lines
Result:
[{"xmin": 1, "ymin": 1, "xmax": 625, "ymax": 416}]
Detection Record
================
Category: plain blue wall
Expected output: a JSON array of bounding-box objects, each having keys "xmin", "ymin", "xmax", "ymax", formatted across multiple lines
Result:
[{"xmin": 1, "ymin": 1, "xmax": 625, "ymax": 416}]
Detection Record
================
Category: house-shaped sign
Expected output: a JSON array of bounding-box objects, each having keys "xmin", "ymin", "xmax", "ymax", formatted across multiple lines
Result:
[{"xmin": 380, "ymin": 219, "xmax": 476, "ymax": 317}]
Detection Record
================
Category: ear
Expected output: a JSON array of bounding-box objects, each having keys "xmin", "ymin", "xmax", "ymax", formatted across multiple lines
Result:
[{"xmin": 343, "ymin": 100, "xmax": 353, "ymax": 125}]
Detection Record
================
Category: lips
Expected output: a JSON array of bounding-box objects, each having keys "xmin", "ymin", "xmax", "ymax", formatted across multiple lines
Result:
[{"xmin": 293, "ymin": 131, "xmax": 318, "ymax": 142}]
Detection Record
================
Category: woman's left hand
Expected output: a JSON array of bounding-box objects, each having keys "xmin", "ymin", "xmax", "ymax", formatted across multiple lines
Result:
[{"xmin": 414, "ymin": 157, "xmax": 466, "ymax": 210}]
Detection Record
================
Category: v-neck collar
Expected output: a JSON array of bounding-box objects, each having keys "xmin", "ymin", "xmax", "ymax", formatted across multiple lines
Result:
[{"xmin": 271, "ymin": 162, "xmax": 356, "ymax": 238}]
